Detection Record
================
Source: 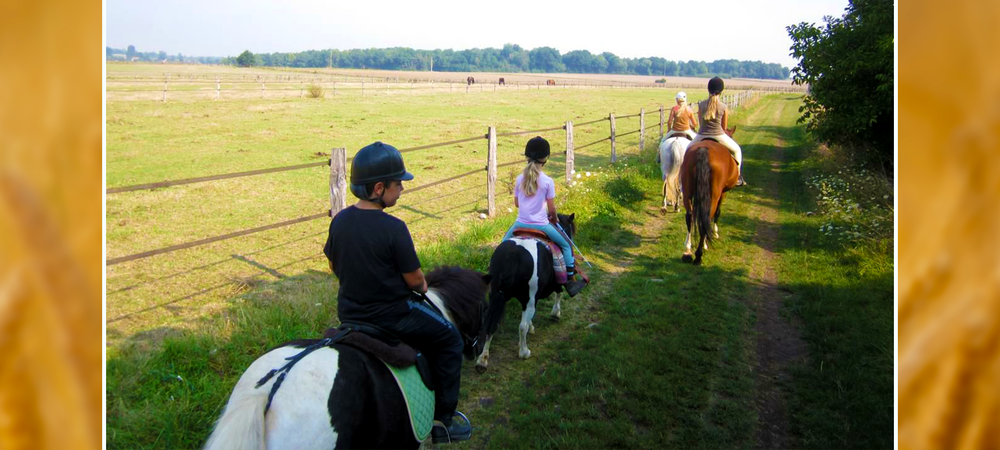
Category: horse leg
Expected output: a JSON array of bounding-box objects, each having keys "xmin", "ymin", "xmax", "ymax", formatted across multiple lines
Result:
[
  {"xmin": 682, "ymin": 211, "xmax": 695, "ymax": 263},
  {"xmin": 519, "ymin": 297, "xmax": 537, "ymax": 359},
  {"xmin": 475, "ymin": 336, "xmax": 494, "ymax": 373},
  {"xmin": 661, "ymin": 178, "xmax": 670, "ymax": 215},
  {"xmin": 694, "ymin": 233, "xmax": 705, "ymax": 266},
  {"xmin": 713, "ymin": 197, "xmax": 723, "ymax": 239},
  {"xmin": 550, "ymin": 292, "xmax": 562, "ymax": 320}
]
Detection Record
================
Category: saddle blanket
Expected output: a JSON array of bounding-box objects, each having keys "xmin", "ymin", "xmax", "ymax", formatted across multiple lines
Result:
[
  {"xmin": 383, "ymin": 362, "xmax": 435, "ymax": 442},
  {"xmin": 510, "ymin": 229, "xmax": 568, "ymax": 284}
]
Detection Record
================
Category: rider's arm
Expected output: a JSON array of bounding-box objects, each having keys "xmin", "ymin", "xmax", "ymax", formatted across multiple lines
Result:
[
  {"xmin": 667, "ymin": 108, "xmax": 676, "ymax": 129},
  {"xmin": 721, "ymin": 109, "xmax": 729, "ymax": 132},
  {"xmin": 514, "ymin": 196, "xmax": 519, "ymax": 208},
  {"xmin": 689, "ymin": 107, "xmax": 698, "ymax": 130},
  {"xmin": 546, "ymin": 198, "xmax": 557, "ymax": 224},
  {"xmin": 403, "ymin": 269, "xmax": 428, "ymax": 294}
]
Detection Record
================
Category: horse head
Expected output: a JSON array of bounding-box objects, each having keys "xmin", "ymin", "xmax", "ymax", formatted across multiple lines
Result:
[
  {"xmin": 557, "ymin": 213, "xmax": 576, "ymax": 241},
  {"xmin": 424, "ymin": 266, "xmax": 491, "ymax": 359}
]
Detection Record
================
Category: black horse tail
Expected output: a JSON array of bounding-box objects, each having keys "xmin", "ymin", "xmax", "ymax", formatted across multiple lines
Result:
[
  {"xmin": 694, "ymin": 147, "xmax": 714, "ymax": 244},
  {"xmin": 483, "ymin": 243, "xmax": 516, "ymax": 337}
]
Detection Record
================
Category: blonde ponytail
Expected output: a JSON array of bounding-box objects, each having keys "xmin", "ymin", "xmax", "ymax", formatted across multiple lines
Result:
[
  {"xmin": 703, "ymin": 94, "xmax": 721, "ymax": 122},
  {"xmin": 520, "ymin": 159, "xmax": 546, "ymax": 196}
]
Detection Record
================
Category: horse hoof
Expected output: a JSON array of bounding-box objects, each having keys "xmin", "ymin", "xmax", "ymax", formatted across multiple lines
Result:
[
  {"xmin": 693, "ymin": 257, "xmax": 703, "ymax": 266},
  {"xmin": 475, "ymin": 364, "xmax": 488, "ymax": 374},
  {"xmin": 519, "ymin": 350, "xmax": 531, "ymax": 359},
  {"xmin": 681, "ymin": 254, "xmax": 693, "ymax": 263},
  {"xmin": 660, "ymin": 207, "xmax": 668, "ymax": 216}
]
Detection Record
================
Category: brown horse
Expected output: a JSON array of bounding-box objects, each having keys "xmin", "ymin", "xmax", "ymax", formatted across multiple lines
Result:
[{"xmin": 680, "ymin": 127, "xmax": 737, "ymax": 265}]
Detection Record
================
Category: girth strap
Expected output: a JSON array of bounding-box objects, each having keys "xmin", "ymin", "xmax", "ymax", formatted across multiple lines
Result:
[{"xmin": 254, "ymin": 336, "xmax": 339, "ymax": 415}]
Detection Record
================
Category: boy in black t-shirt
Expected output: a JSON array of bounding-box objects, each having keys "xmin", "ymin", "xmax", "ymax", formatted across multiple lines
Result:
[{"xmin": 323, "ymin": 141, "xmax": 472, "ymax": 444}]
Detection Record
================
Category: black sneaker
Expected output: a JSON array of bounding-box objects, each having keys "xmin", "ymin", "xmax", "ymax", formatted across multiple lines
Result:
[
  {"xmin": 736, "ymin": 175, "xmax": 748, "ymax": 187},
  {"xmin": 566, "ymin": 279, "xmax": 587, "ymax": 297},
  {"xmin": 432, "ymin": 412, "xmax": 472, "ymax": 444}
]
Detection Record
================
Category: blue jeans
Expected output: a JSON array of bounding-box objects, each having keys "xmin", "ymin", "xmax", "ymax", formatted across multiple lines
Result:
[{"xmin": 502, "ymin": 221, "xmax": 575, "ymax": 268}]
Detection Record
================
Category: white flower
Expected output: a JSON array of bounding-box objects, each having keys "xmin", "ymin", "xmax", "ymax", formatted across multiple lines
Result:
[
  {"xmin": 507, "ymin": 207, "xmax": 513, "ymax": 213},
  {"xmin": 315, "ymin": 303, "xmax": 321, "ymax": 306},
  {"xmin": 479, "ymin": 213, "xmax": 488, "ymax": 219},
  {"xmin": 576, "ymin": 174, "xmax": 581, "ymax": 179},
  {"xmin": 571, "ymin": 169, "xmax": 576, "ymax": 174},
  {"xmin": 586, "ymin": 172, "xmax": 592, "ymax": 177},
  {"xmin": 883, "ymin": 195, "xmax": 889, "ymax": 200},
  {"xmin": 572, "ymin": 181, "xmax": 578, "ymax": 186}
]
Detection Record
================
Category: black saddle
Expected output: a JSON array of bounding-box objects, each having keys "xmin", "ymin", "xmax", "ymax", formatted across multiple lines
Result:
[{"xmin": 325, "ymin": 321, "xmax": 434, "ymax": 390}]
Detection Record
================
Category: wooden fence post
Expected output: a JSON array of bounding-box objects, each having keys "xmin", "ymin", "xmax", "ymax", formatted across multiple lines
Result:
[
  {"xmin": 659, "ymin": 106, "xmax": 664, "ymax": 141},
  {"xmin": 261, "ymin": 81, "xmax": 265, "ymax": 99},
  {"xmin": 330, "ymin": 148, "xmax": 347, "ymax": 218},
  {"xmin": 333, "ymin": 82, "xmax": 336, "ymax": 96},
  {"xmin": 361, "ymin": 79, "xmax": 365, "ymax": 97},
  {"xmin": 609, "ymin": 113, "xmax": 617, "ymax": 164},
  {"xmin": 487, "ymin": 127, "xmax": 498, "ymax": 217},
  {"xmin": 162, "ymin": 79, "xmax": 167, "ymax": 102},
  {"xmin": 565, "ymin": 121, "xmax": 574, "ymax": 185},
  {"xmin": 639, "ymin": 108, "xmax": 646, "ymax": 153}
]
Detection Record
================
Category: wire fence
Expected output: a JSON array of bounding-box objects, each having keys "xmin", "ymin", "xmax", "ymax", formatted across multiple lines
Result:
[{"xmin": 106, "ymin": 89, "xmax": 768, "ymax": 267}]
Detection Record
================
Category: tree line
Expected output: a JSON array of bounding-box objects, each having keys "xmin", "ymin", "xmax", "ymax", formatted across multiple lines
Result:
[
  {"xmin": 108, "ymin": 44, "xmax": 789, "ymax": 80},
  {"xmin": 233, "ymin": 45, "xmax": 789, "ymax": 79},
  {"xmin": 106, "ymin": 45, "xmax": 225, "ymax": 65}
]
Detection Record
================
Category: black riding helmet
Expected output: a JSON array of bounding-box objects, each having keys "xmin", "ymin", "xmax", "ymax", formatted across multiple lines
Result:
[
  {"xmin": 708, "ymin": 77, "xmax": 725, "ymax": 95},
  {"xmin": 525, "ymin": 136, "xmax": 550, "ymax": 162},
  {"xmin": 349, "ymin": 141, "xmax": 414, "ymax": 201}
]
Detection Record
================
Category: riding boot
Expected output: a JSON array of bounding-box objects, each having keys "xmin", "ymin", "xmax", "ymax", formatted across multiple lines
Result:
[
  {"xmin": 564, "ymin": 268, "xmax": 587, "ymax": 297},
  {"xmin": 736, "ymin": 172, "xmax": 748, "ymax": 187},
  {"xmin": 432, "ymin": 411, "xmax": 473, "ymax": 443}
]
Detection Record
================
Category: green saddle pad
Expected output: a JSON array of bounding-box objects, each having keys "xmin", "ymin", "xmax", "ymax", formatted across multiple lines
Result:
[{"xmin": 382, "ymin": 360, "xmax": 435, "ymax": 441}]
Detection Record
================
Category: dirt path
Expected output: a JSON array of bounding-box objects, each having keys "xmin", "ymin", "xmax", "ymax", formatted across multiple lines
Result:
[{"xmin": 749, "ymin": 101, "xmax": 809, "ymax": 449}]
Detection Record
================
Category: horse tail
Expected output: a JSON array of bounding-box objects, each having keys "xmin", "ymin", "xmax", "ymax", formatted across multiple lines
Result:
[
  {"xmin": 694, "ymin": 147, "xmax": 713, "ymax": 244},
  {"xmin": 203, "ymin": 384, "xmax": 268, "ymax": 450},
  {"xmin": 483, "ymin": 244, "xmax": 516, "ymax": 336}
]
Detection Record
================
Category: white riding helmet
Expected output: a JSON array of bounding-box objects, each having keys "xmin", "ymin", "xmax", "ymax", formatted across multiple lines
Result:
[{"xmin": 676, "ymin": 91, "xmax": 687, "ymax": 101}]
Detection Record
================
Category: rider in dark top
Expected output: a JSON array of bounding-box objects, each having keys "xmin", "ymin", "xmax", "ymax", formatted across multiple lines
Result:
[{"xmin": 323, "ymin": 141, "xmax": 472, "ymax": 444}]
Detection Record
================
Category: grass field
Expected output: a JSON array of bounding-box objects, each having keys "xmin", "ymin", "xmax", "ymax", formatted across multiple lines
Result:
[
  {"xmin": 106, "ymin": 68, "xmax": 893, "ymax": 449},
  {"xmin": 106, "ymin": 69, "xmax": 755, "ymax": 348}
]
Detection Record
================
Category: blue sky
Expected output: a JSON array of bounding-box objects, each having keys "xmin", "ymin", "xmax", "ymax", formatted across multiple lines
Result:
[{"xmin": 106, "ymin": 0, "xmax": 849, "ymax": 69}]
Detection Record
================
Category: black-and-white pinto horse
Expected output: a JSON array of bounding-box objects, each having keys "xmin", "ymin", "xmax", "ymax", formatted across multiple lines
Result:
[
  {"xmin": 475, "ymin": 214, "xmax": 576, "ymax": 372},
  {"xmin": 204, "ymin": 267, "xmax": 490, "ymax": 450}
]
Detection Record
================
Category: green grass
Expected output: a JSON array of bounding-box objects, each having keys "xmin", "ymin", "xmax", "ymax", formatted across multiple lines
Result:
[
  {"xmin": 105, "ymin": 69, "xmax": 711, "ymax": 347},
  {"xmin": 769, "ymin": 103, "xmax": 895, "ymax": 449},
  {"xmin": 106, "ymin": 90, "xmax": 893, "ymax": 449}
]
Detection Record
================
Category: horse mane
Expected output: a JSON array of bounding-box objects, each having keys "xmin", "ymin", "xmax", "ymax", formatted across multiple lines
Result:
[{"xmin": 425, "ymin": 266, "xmax": 488, "ymax": 332}]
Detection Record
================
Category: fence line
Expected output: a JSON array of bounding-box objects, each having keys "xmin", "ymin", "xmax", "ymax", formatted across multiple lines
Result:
[
  {"xmin": 106, "ymin": 160, "xmax": 331, "ymax": 194},
  {"xmin": 108, "ymin": 90, "xmax": 767, "ymax": 265},
  {"xmin": 106, "ymin": 211, "xmax": 330, "ymax": 265}
]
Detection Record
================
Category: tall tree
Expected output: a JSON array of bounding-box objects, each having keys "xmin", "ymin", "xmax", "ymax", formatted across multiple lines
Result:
[
  {"xmin": 787, "ymin": 0, "xmax": 893, "ymax": 167},
  {"xmin": 236, "ymin": 50, "xmax": 255, "ymax": 67},
  {"xmin": 126, "ymin": 45, "xmax": 136, "ymax": 60}
]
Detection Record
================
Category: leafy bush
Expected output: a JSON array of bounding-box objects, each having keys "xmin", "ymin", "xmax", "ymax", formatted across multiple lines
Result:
[
  {"xmin": 787, "ymin": 0, "xmax": 893, "ymax": 171},
  {"xmin": 306, "ymin": 84, "xmax": 324, "ymax": 98}
]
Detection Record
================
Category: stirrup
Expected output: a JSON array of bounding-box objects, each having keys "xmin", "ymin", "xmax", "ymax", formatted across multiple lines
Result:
[{"xmin": 432, "ymin": 411, "xmax": 472, "ymax": 444}]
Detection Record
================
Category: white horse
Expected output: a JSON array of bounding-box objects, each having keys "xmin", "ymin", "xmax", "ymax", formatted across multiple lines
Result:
[{"xmin": 659, "ymin": 134, "xmax": 691, "ymax": 213}]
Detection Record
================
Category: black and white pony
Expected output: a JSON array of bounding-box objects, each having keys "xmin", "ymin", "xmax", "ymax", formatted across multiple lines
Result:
[
  {"xmin": 203, "ymin": 267, "xmax": 490, "ymax": 450},
  {"xmin": 475, "ymin": 214, "xmax": 576, "ymax": 373}
]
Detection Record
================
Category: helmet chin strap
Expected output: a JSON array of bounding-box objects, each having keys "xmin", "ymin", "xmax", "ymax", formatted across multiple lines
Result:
[{"xmin": 368, "ymin": 182, "xmax": 389, "ymax": 208}]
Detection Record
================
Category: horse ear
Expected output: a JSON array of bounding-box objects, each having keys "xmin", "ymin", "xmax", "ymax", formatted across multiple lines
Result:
[
  {"xmin": 481, "ymin": 274, "xmax": 492, "ymax": 285},
  {"xmin": 569, "ymin": 213, "xmax": 575, "ymax": 222}
]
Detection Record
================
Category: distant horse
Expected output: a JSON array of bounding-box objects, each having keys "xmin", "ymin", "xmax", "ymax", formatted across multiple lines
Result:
[
  {"xmin": 546, "ymin": 79, "xmax": 556, "ymax": 86},
  {"xmin": 680, "ymin": 127, "xmax": 738, "ymax": 265},
  {"xmin": 475, "ymin": 214, "xmax": 576, "ymax": 372},
  {"xmin": 203, "ymin": 267, "xmax": 490, "ymax": 450},
  {"xmin": 658, "ymin": 133, "xmax": 692, "ymax": 213},
  {"xmin": 467, "ymin": 76, "xmax": 475, "ymax": 85},
  {"xmin": 498, "ymin": 77, "xmax": 505, "ymax": 86}
]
